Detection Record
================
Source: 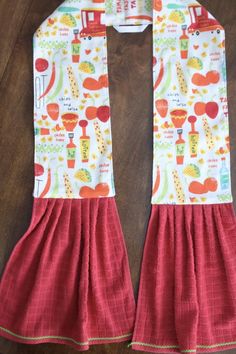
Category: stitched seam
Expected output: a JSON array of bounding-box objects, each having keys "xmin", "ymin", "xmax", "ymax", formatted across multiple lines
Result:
[
  {"xmin": 131, "ymin": 340, "xmax": 236, "ymax": 350},
  {"xmin": 0, "ymin": 326, "xmax": 132, "ymax": 345}
]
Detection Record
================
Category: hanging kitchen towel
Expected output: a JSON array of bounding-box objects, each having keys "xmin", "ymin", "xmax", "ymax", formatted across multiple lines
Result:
[
  {"xmin": 0, "ymin": 0, "xmax": 236, "ymax": 353},
  {"xmin": 131, "ymin": 0, "xmax": 236, "ymax": 353},
  {"xmin": 0, "ymin": 0, "xmax": 136, "ymax": 351}
]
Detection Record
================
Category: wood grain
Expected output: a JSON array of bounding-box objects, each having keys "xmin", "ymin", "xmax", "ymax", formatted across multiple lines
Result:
[{"xmin": 0, "ymin": 1, "xmax": 236, "ymax": 353}]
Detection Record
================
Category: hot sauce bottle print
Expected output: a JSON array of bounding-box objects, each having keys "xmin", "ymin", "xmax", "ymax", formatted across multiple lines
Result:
[
  {"xmin": 79, "ymin": 120, "xmax": 90, "ymax": 163},
  {"xmin": 176, "ymin": 129, "xmax": 185, "ymax": 165},
  {"xmin": 188, "ymin": 116, "xmax": 199, "ymax": 158},
  {"xmin": 71, "ymin": 29, "xmax": 81, "ymax": 63},
  {"xmin": 67, "ymin": 133, "xmax": 77, "ymax": 168},
  {"xmin": 179, "ymin": 25, "xmax": 189, "ymax": 59},
  {"xmin": 62, "ymin": 113, "xmax": 79, "ymax": 169}
]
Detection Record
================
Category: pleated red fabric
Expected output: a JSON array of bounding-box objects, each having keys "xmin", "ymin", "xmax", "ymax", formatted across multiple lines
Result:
[
  {"xmin": 0, "ymin": 197, "xmax": 135, "ymax": 351},
  {"xmin": 132, "ymin": 203, "xmax": 236, "ymax": 353}
]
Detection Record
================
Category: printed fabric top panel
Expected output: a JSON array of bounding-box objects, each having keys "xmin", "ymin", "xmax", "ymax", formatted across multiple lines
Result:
[
  {"xmin": 151, "ymin": 0, "xmax": 232, "ymax": 205},
  {"xmin": 33, "ymin": 0, "xmax": 232, "ymax": 205},
  {"xmin": 33, "ymin": 0, "xmax": 115, "ymax": 199}
]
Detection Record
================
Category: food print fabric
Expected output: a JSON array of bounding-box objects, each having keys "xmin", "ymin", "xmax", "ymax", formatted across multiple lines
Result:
[
  {"xmin": 152, "ymin": 0, "xmax": 232, "ymax": 204},
  {"xmin": 33, "ymin": 0, "xmax": 232, "ymax": 205},
  {"xmin": 33, "ymin": 0, "xmax": 115, "ymax": 199}
]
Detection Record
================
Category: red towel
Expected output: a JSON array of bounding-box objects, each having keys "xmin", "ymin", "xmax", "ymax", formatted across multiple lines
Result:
[
  {"xmin": 132, "ymin": 203, "xmax": 236, "ymax": 353},
  {"xmin": 0, "ymin": 197, "xmax": 135, "ymax": 351}
]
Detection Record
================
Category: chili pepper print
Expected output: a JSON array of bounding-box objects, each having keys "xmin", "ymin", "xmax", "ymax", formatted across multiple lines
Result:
[
  {"xmin": 47, "ymin": 58, "xmax": 66, "ymax": 102},
  {"xmin": 152, "ymin": 165, "xmax": 161, "ymax": 196},
  {"xmin": 155, "ymin": 167, "xmax": 169, "ymax": 203},
  {"xmin": 157, "ymin": 56, "xmax": 175, "ymax": 97},
  {"xmin": 158, "ymin": 68, "xmax": 172, "ymax": 96},
  {"xmin": 154, "ymin": 58, "xmax": 164, "ymax": 91},
  {"xmin": 51, "ymin": 165, "xmax": 63, "ymax": 198},
  {"xmin": 39, "ymin": 168, "xmax": 51, "ymax": 198},
  {"xmin": 38, "ymin": 52, "xmax": 59, "ymax": 100}
]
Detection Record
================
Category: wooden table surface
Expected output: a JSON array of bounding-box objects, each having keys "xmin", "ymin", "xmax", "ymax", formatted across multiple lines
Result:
[{"xmin": 0, "ymin": 0, "xmax": 236, "ymax": 353}]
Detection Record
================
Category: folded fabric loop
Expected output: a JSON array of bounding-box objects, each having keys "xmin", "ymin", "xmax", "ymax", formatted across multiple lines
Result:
[{"xmin": 113, "ymin": 23, "xmax": 150, "ymax": 33}]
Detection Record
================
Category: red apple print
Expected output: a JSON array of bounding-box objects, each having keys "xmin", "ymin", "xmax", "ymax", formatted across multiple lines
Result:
[
  {"xmin": 85, "ymin": 49, "xmax": 92, "ymax": 55},
  {"xmin": 153, "ymin": 56, "xmax": 157, "ymax": 67},
  {"xmin": 97, "ymin": 106, "xmax": 110, "ymax": 122},
  {"xmin": 34, "ymin": 163, "xmax": 44, "ymax": 176},
  {"xmin": 86, "ymin": 106, "xmax": 97, "ymax": 120},
  {"xmin": 206, "ymin": 70, "xmax": 220, "ymax": 84},
  {"xmin": 194, "ymin": 102, "xmax": 205, "ymax": 116},
  {"xmin": 193, "ymin": 45, "xmax": 199, "ymax": 50},
  {"xmin": 205, "ymin": 102, "xmax": 219, "ymax": 119},
  {"xmin": 35, "ymin": 58, "xmax": 49, "ymax": 72}
]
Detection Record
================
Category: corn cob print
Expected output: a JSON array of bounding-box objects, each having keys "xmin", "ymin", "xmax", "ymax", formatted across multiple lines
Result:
[
  {"xmin": 203, "ymin": 118, "xmax": 215, "ymax": 150},
  {"xmin": 67, "ymin": 66, "xmax": 79, "ymax": 99},
  {"xmin": 64, "ymin": 173, "xmax": 73, "ymax": 198},
  {"xmin": 176, "ymin": 62, "xmax": 188, "ymax": 96},
  {"xmin": 172, "ymin": 170, "xmax": 185, "ymax": 203},
  {"xmin": 93, "ymin": 121, "xmax": 107, "ymax": 155}
]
